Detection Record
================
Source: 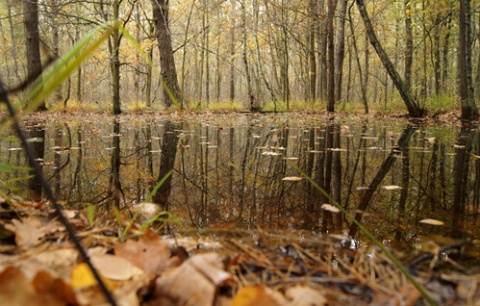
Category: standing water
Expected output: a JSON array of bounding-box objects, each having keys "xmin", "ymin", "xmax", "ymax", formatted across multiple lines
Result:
[{"xmin": 0, "ymin": 113, "xmax": 478, "ymax": 242}]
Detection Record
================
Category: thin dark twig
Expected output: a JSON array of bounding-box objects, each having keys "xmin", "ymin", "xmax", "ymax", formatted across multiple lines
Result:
[{"xmin": 0, "ymin": 78, "xmax": 117, "ymax": 306}]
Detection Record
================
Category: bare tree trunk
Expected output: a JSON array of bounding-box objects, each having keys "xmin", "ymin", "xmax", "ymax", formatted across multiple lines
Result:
[
  {"xmin": 24, "ymin": 0, "xmax": 46, "ymax": 111},
  {"xmin": 335, "ymin": 0, "xmax": 347, "ymax": 101},
  {"xmin": 152, "ymin": 0, "xmax": 181, "ymax": 107},
  {"xmin": 317, "ymin": 0, "xmax": 327, "ymax": 101},
  {"xmin": 326, "ymin": 0, "xmax": 335, "ymax": 112},
  {"xmin": 241, "ymin": 0, "xmax": 256, "ymax": 111},
  {"xmin": 404, "ymin": 0, "xmax": 413, "ymax": 90},
  {"xmin": 458, "ymin": 0, "xmax": 478, "ymax": 120},
  {"xmin": 253, "ymin": 0, "xmax": 276, "ymax": 102},
  {"xmin": 307, "ymin": 0, "xmax": 317, "ymax": 103},
  {"xmin": 356, "ymin": 0, "xmax": 424, "ymax": 117},
  {"xmin": 7, "ymin": 0, "xmax": 22, "ymax": 84},
  {"xmin": 146, "ymin": 21, "xmax": 154, "ymax": 107},
  {"xmin": 229, "ymin": 0, "xmax": 235, "ymax": 102},
  {"xmin": 348, "ymin": 2, "xmax": 368, "ymax": 113}
]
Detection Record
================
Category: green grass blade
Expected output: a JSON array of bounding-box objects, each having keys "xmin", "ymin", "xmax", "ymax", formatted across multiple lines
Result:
[
  {"xmin": 145, "ymin": 170, "xmax": 173, "ymax": 203},
  {"xmin": 22, "ymin": 22, "xmax": 118, "ymax": 113}
]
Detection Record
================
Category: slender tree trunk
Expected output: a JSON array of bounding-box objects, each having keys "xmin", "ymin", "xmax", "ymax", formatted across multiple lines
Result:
[
  {"xmin": 356, "ymin": 0, "xmax": 424, "ymax": 117},
  {"xmin": 7, "ymin": 0, "xmax": 22, "ymax": 84},
  {"xmin": 229, "ymin": 0, "xmax": 235, "ymax": 102},
  {"xmin": 180, "ymin": 0, "xmax": 196, "ymax": 108},
  {"xmin": 348, "ymin": 2, "xmax": 368, "ymax": 113},
  {"xmin": 241, "ymin": 0, "xmax": 256, "ymax": 111},
  {"xmin": 152, "ymin": 0, "xmax": 181, "ymax": 107},
  {"xmin": 307, "ymin": 0, "xmax": 317, "ymax": 103},
  {"xmin": 326, "ymin": 0, "xmax": 335, "ymax": 112},
  {"xmin": 109, "ymin": 0, "xmax": 122, "ymax": 115},
  {"xmin": 404, "ymin": 0, "xmax": 413, "ymax": 90},
  {"xmin": 442, "ymin": 16, "xmax": 452, "ymax": 90},
  {"xmin": 433, "ymin": 14, "xmax": 442, "ymax": 96},
  {"xmin": 253, "ymin": 0, "xmax": 276, "ymax": 102},
  {"xmin": 458, "ymin": 0, "xmax": 478, "ymax": 120},
  {"xmin": 317, "ymin": 0, "xmax": 327, "ymax": 101},
  {"xmin": 146, "ymin": 21, "xmax": 154, "ymax": 107},
  {"xmin": 335, "ymin": 0, "xmax": 348, "ymax": 101},
  {"xmin": 24, "ymin": 0, "xmax": 46, "ymax": 111}
]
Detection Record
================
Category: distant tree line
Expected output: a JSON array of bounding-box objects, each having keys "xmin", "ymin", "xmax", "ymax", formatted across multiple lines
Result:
[{"xmin": 0, "ymin": 0, "xmax": 478, "ymax": 119}]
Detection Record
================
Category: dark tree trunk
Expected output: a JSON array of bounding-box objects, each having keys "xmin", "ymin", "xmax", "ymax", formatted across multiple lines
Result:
[
  {"xmin": 404, "ymin": 0, "xmax": 413, "ymax": 90},
  {"xmin": 151, "ymin": 0, "xmax": 181, "ymax": 107},
  {"xmin": 24, "ymin": 0, "xmax": 46, "ymax": 111},
  {"xmin": 326, "ymin": 0, "xmax": 335, "ymax": 112},
  {"xmin": 355, "ymin": 0, "xmax": 424, "ymax": 117},
  {"xmin": 457, "ymin": 0, "xmax": 478, "ymax": 120},
  {"xmin": 335, "ymin": 0, "xmax": 348, "ymax": 101},
  {"xmin": 152, "ymin": 120, "xmax": 181, "ymax": 208},
  {"xmin": 27, "ymin": 120, "xmax": 45, "ymax": 201},
  {"xmin": 452, "ymin": 125, "xmax": 473, "ymax": 238}
]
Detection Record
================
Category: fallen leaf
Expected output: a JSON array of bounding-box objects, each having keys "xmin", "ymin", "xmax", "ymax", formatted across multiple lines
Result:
[
  {"xmin": 321, "ymin": 204, "xmax": 340, "ymax": 213},
  {"xmin": 0, "ymin": 266, "xmax": 69, "ymax": 306},
  {"xmin": 282, "ymin": 177, "xmax": 302, "ymax": 181},
  {"xmin": 285, "ymin": 285, "xmax": 327, "ymax": 306},
  {"xmin": 5, "ymin": 216, "xmax": 44, "ymax": 248},
  {"xmin": 262, "ymin": 151, "xmax": 282, "ymax": 156},
  {"xmin": 153, "ymin": 253, "xmax": 232, "ymax": 306},
  {"xmin": 32, "ymin": 270, "xmax": 78, "ymax": 305},
  {"xmin": 382, "ymin": 185, "xmax": 402, "ymax": 191},
  {"xmin": 232, "ymin": 285, "xmax": 282, "ymax": 306},
  {"xmin": 35, "ymin": 248, "xmax": 78, "ymax": 270},
  {"xmin": 114, "ymin": 229, "xmax": 171, "ymax": 276},
  {"xmin": 70, "ymin": 262, "xmax": 114, "ymax": 290},
  {"xmin": 91, "ymin": 254, "xmax": 143, "ymax": 281},
  {"xmin": 419, "ymin": 219, "xmax": 444, "ymax": 226}
]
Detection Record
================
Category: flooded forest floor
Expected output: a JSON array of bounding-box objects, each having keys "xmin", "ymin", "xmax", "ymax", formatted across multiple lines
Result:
[{"xmin": 0, "ymin": 110, "xmax": 479, "ymax": 305}]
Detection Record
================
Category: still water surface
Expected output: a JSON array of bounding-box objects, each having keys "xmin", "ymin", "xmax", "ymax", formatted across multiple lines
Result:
[{"xmin": 1, "ymin": 113, "xmax": 478, "ymax": 241}]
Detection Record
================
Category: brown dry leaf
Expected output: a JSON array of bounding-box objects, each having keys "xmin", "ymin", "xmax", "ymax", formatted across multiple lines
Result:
[
  {"xmin": 152, "ymin": 253, "xmax": 233, "ymax": 306},
  {"xmin": 5, "ymin": 216, "xmax": 45, "ymax": 247},
  {"xmin": 32, "ymin": 270, "xmax": 78, "ymax": 305},
  {"xmin": 284, "ymin": 286, "xmax": 327, "ymax": 306},
  {"xmin": 0, "ymin": 266, "xmax": 67, "ymax": 306},
  {"xmin": 114, "ymin": 229, "xmax": 171, "ymax": 276},
  {"xmin": 35, "ymin": 248, "xmax": 78, "ymax": 270},
  {"xmin": 91, "ymin": 253, "xmax": 144, "ymax": 281},
  {"xmin": 232, "ymin": 285, "xmax": 283, "ymax": 306}
]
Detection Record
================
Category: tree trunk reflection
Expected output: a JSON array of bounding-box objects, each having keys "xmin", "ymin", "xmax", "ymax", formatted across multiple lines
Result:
[{"xmin": 152, "ymin": 120, "xmax": 181, "ymax": 210}]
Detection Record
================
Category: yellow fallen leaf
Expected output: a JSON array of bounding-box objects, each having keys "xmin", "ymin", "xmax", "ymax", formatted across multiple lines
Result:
[
  {"xmin": 232, "ymin": 285, "xmax": 282, "ymax": 306},
  {"xmin": 70, "ymin": 263, "xmax": 114, "ymax": 290}
]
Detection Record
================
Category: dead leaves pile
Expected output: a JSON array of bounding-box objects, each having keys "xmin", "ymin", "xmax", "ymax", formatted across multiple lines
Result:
[{"xmin": 1, "ymin": 198, "xmax": 480, "ymax": 305}]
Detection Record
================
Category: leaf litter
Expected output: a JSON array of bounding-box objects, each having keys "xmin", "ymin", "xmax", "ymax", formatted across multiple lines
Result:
[{"xmin": 0, "ymin": 198, "xmax": 480, "ymax": 305}]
